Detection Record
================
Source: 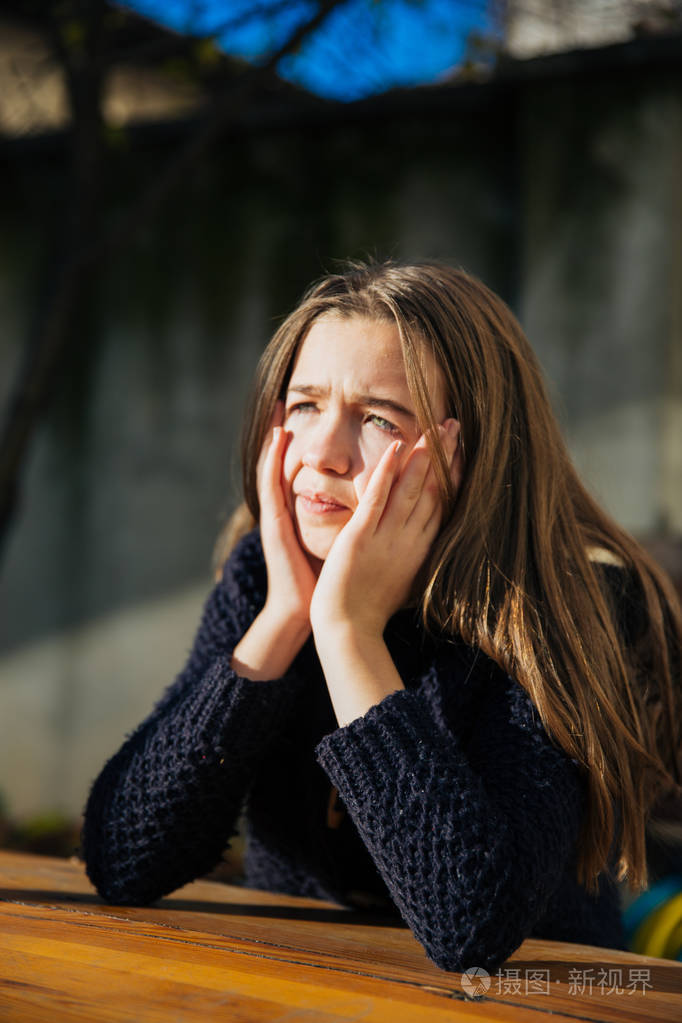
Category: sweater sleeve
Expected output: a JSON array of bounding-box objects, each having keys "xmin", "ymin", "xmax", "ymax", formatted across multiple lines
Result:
[
  {"xmin": 315, "ymin": 662, "xmax": 584, "ymax": 973},
  {"xmin": 81, "ymin": 530, "xmax": 303, "ymax": 905}
]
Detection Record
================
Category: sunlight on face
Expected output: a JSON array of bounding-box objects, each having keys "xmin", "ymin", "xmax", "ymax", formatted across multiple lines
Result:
[{"xmin": 282, "ymin": 313, "xmax": 447, "ymax": 570}]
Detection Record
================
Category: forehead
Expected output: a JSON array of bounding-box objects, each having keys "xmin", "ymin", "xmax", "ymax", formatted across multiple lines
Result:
[
  {"xmin": 291, "ymin": 314, "xmax": 404, "ymax": 379},
  {"xmin": 294, "ymin": 308, "xmax": 443, "ymax": 382},
  {"xmin": 288, "ymin": 314, "xmax": 446, "ymax": 419}
]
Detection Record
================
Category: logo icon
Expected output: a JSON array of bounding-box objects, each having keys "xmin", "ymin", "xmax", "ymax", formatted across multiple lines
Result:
[{"xmin": 461, "ymin": 966, "xmax": 491, "ymax": 998}]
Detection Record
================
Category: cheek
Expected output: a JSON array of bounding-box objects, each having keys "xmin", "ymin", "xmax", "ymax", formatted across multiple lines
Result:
[{"xmin": 281, "ymin": 422, "xmax": 314, "ymax": 499}]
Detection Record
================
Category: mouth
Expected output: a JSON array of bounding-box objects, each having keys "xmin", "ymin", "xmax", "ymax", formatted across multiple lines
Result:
[{"xmin": 296, "ymin": 491, "xmax": 350, "ymax": 515}]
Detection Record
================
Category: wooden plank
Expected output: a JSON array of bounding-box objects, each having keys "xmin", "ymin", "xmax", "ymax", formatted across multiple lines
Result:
[
  {"xmin": 2, "ymin": 900, "xmax": 680, "ymax": 1023},
  {"xmin": 0, "ymin": 903, "xmax": 575, "ymax": 1023},
  {"xmin": 1, "ymin": 850, "xmax": 681, "ymax": 1022}
]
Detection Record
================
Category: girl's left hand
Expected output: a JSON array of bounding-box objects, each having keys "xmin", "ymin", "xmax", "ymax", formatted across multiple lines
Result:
[{"xmin": 310, "ymin": 419, "xmax": 461, "ymax": 642}]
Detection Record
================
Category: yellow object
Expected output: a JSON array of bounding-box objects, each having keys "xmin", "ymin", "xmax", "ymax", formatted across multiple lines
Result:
[
  {"xmin": 634, "ymin": 892, "xmax": 682, "ymax": 959},
  {"xmin": 631, "ymin": 900, "xmax": 662, "ymax": 955},
  {"xmin": 663, "ymin": 913, "xmax": 682, "ymax": 960}
]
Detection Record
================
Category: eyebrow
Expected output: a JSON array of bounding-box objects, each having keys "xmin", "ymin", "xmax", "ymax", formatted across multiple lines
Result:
[{"xmin": 286, "ymin": 383, "xmax": 416, "ymax": 421}]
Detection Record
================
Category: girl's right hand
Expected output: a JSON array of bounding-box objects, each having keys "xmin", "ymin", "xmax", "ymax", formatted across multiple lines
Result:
[
  {"xmin": 231, "ymin": 404, "xmax": 315, "ymax": 680},
  {"xmin": 256, "ymin": 402, "xmax": 317, "ymax": 631}
]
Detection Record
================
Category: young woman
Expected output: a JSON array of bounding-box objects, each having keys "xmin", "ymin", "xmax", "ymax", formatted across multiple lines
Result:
[{"xmin": 82, "ymin": 261, "xmax": 682, "ymax": 973}]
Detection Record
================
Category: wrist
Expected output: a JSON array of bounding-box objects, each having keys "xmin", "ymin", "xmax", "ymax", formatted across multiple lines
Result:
[
  {"xmin": 310, "ymin": 585, "xmax": 410, "ymax": 647},
  {"xmin": 313, "ymin": 619, "xmax": 386, "ymax": 659},
  {"xmin": 231, "ymin": 606, "xmax": 310, "ymax": 681},
  {"xmin": 262, "ymin": 599, "xmax": 310, "ymax": 640},
  {"xmin": 313, "ymin": 625, "xmax": 402, "ymax": 728}
]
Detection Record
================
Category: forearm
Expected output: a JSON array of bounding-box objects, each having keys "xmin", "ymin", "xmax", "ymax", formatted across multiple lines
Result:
[
  {"xmin": 314, "ymin": 624, "xmax": 405, "ymax": 727},
  {"xmin": 83, "ymin": 658, "xmax": 303, "ymax": 905},
  {"xmin": 231, "ymin": 604, "xmax": 311, "ymax": 681},
  {"xmin": 316, "ymin": 686, "xmax": 582, "ymax": 972}
]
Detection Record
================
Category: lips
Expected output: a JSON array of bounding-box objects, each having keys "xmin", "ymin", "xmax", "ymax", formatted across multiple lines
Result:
[{"xmin": 296, "ymin": 490, "xmax": 349, "ymax": 514}]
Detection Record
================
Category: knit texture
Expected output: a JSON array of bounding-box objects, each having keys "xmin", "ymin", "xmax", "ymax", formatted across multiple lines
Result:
[{"xmin": 82, "ymin": 528, "xmax": 625, "ymax": 972}]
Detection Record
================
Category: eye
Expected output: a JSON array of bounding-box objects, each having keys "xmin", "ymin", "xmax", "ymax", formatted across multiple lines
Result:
[
  {"xmin": 286, "ymin": 402, "xmax": 317, "ymax": 416},
  {"xmin": 367, "ymin": 413, "xmax": 401, "ymax": 436}
]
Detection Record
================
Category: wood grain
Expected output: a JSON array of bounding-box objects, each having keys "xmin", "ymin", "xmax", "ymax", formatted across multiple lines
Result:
[{"xmin": 1, "ymin": 850, "xmax": 681, "ymax": 1022}]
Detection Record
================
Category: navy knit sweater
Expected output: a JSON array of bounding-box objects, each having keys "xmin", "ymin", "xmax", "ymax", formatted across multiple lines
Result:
[{"xmin": 82, "ymin": 528, "xmax": 625, "ymax": 972}]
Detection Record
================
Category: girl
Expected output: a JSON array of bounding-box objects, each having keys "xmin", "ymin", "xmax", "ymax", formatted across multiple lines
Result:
[{"xmin": 82, "ymin": 261, "xmax": 682, "ymax": 973}]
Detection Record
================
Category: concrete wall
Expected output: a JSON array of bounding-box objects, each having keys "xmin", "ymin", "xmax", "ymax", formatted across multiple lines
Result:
[
  {"xmin": 0, "ymin": 56, "xmax": 680, "ymax": 820},
  {"xmin": 519, "ymin": 68, "xmax": 682, "ymax": 534}
]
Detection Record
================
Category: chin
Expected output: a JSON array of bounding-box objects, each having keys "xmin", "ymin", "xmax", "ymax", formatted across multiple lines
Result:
[{"xmin": 295, "ymin": 523, "xmax": 341, "ymax": 566}]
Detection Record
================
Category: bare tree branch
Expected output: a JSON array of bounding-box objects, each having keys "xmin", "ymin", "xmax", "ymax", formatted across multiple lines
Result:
[
  {"xmin": 105, "ymin": 0, "xmax": 305, "ymax": 70},
  {"xmin": 106, "ymin": 0, "xmax": 345, "ymax": 252},
  {"xmin": 0, "ymin": 0, "xmax": 347, "ymax": 561}
]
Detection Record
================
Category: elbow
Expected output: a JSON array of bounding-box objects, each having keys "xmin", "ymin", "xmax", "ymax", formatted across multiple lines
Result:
[
  {"xmin": 403, "ymin": 871, "xmax": 533, "ymax": 974},
  {"xmin": 421, "ymin": 928, "xmax": 524, "ymax": 975},
  {"xmin": 82, "ymin": 830, "xmax": 162, "ymax": 906},
  {"xmin": 84, "ymin": 857, "xmax": 160, "ymax": 907}
]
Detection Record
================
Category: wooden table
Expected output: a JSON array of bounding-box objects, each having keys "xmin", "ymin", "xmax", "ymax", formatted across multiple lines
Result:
[{"xmin": 1, "ymin": 850, "xmax": 681, "ymax": 1022}]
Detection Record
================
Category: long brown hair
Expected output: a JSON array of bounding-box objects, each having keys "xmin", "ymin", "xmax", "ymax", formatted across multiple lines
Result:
[{"xmin": 216, "ymin": 260, "xmax": 682, "ymax": 893}]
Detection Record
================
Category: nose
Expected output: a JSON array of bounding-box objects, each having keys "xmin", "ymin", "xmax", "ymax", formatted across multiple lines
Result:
[{"xmin": 301, "ymin": 415, "xmax": 352, "ymax": 476}]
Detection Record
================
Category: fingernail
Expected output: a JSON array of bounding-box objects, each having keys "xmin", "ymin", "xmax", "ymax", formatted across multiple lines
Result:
[{"xmin": 394, "ymin": 441, "xmax": 404, "ymax": 457}]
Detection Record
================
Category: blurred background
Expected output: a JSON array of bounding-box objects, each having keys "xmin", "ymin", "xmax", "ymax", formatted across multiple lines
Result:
[{"xmin": 0, "ymin": 0, "xmax": 681, "ymax": 860}]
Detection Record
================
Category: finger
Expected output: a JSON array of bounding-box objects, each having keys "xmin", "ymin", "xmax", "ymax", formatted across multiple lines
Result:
[
  {"xmin": 443, "ymin": 419, "xmax": 463, "ymax": 495},
  {"xmin": 257, "ymin": 401, "xmax": 285, "ymax": 490},
  {"xmin": 415, "ymin": 421, "xmax": 461, "ymax": 535},
  {"xmin": 269, "ymin": 399, "xmax": 284, "ymax": 431},
  {"xmin": 259, "ymin": 426, "xmax": 289, "ymax": 521},
  {"xmin": 441, "ymin": 418, "xmax": 459, "ymax": 454},
  {"xmin": 441, "ymin": 418, "xmax": 459, "ymax": 452},
  {"xmin": 392, "ymin": 421, "xmax": 461, "ymax": 531},
  {"xmin": 433, "ymin": 417, "xmax": 458, "ymax": 464},
  {"xmin": 352, "ymin": 439, "xmax": 403, "ymax": 531},
  {"xmin": 259, "ymin": 402, "xmax": 285, "ymax": 459},
  {"xmin": 402, "ymin": 448, "xmax": 443, "ymax": 532},
  {"xmin": 407, "ymin": 421, "xmax": 460, "ymax": 539},
  {"xmin": 417, "ymin": 462, "xmax": 445, "ymax": 536},
  {"xmin": 419, "ymin": 418, "xmax": 460, "ymax": 509},
  {"xmin": 384, "ymin": 433, "xmax": 435, "ymax": 526}
]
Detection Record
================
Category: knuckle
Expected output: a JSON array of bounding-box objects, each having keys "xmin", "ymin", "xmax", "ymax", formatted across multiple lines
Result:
[{"xmin": 403, "ymin": 481, "xmax": 423, "ymax": 502}]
